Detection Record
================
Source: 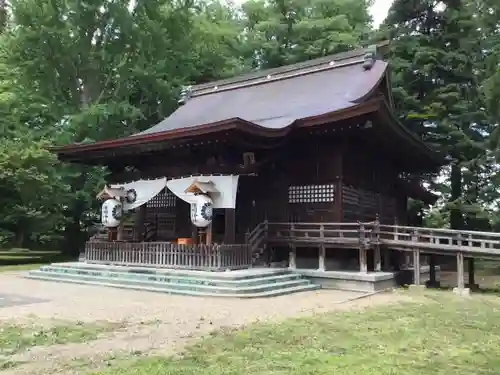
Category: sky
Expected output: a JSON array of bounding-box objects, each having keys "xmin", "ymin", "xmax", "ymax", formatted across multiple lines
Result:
[{"xmin": 370, "ymin": 0, "xmax": 394, "ymax": 27}]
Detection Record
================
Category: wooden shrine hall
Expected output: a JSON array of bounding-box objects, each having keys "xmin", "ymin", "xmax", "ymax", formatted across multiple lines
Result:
[{"xmin": 48, "ymin": 44, "xmax": 458, "ymax": 292}]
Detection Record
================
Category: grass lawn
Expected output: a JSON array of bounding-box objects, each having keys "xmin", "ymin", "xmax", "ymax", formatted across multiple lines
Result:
[
  {"xmin": 0, "ymin": 321, "xmax": 124, "ymax": 356},
  {"xmin": 94, "ymin": 291, "xmax": 500, "ymax": 375},
  {"xmin": 0, "ymin": 248, "xmax": 74, "ymax": 272}
]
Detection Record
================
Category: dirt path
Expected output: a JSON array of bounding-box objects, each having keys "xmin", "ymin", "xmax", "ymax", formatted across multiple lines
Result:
[{"xmin": 0, "ymin": 271, "xmax": 409, "ymax": 375}]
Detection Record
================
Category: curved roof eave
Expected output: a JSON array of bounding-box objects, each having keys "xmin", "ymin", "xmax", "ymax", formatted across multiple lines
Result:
[{"xmin": 52, "ymin": 100, "xmax": 381, "ymax": 158}]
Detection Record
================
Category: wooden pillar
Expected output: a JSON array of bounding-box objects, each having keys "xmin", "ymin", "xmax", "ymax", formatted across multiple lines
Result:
[
  {"xmin": 428, "ymin": 254, "xmax": 438, "ymax": 286},
  {"xmin": 373, "ymin": 217, "xmax": 381, "ymax": 271},
  {"xmin": 191, "ymin": 225, "xmax": 198, "ymax": 244},
  {"xmin": 467, "ymin": 258, "xmax": 475, "ymax": 286},
  {"xmin": 374, "ymin": 246, "xmax": 381, "ymax": 272},
  {"xmin": 383, "ymin": 248, "xmax": 391, "ymax": 271},
  {"xmin": 318, "ymin": 244, "xmax": 326, "ymax": 271},
  {"xmin": 117, "ymin": 223, "xmax": 124, "ymax": 241},
  {"xmin": 413, "ymin": 250, "xmax": 421, "ymax": 285},
  {"xmin": 206, "ymin": 223, "xmax": 213, "ymax": 245},
  {"xmin": 224, "ymin": 208, "xmax": 236, "ymax": 244},
  {"xmin": 359, "ymin": 222, "xmax": 367, "ymax": 273},
  {"xmin": 333, "ymin": 148, "xmax": 343, "ymax": 222},
  {"xmin": 289, "ymin": 245, "xmax": 297, "ymax": 269},
  {"xmin": 359, "ymin": 248, "xmax": 368, "ymax": 273},
  {"xmin": 133, "ymin": 205, "xmax": 147, "ymax": 241},
  {"xmin": 456, "ymin": 252, "xmax": 465, "ymax": 290}
]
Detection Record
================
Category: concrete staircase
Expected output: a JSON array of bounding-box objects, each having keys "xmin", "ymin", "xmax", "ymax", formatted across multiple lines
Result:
[{"xmin": 27, "ymin": 263, "xmax": 319, "ymax": 298}]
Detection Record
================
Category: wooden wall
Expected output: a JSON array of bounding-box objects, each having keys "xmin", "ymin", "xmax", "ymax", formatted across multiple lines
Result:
[
  {"xmin": 109, "ymin": 126, "xmax": 411, "ymax": 243},
  {"xmin": 341, "ymin": 137, "xmax": 407, "ymax": 224}
]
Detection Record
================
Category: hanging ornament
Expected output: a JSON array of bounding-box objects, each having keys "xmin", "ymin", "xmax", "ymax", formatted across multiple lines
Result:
[
  {"xmin": 101, "ymin": 199, "xmax": 122, "ymax": 228},
  {"xmin": 190, "ymin": 194, "xmax": 213, "ymax": 227}
]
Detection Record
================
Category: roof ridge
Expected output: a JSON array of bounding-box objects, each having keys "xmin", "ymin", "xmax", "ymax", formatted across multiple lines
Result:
[
  {"xmin": 191, "ymin": 47, "xmax": 369, "ymax": 94},
  {"xmin": 191, "ymin": 55, "xmax": 367, "ymax": 98}
]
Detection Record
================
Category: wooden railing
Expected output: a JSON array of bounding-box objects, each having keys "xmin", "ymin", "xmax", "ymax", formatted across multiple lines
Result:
[
  {"xmin": 246, "ymin": 221, "xmax": 268, "ymax": 262},
  {"xmin": 85, "ymin": 241, "xmax": 252, "ymax": 270},
  {"xmin": 376, "ymin": 224, "xmax": 500, "ymax": 256},
  {"xmin": 263, "ymin": 221, "xmax": 500, "ymax": 258},
  {"xmin": 266, "ymin": 222, "xmax": 372, "ymax": 248}
]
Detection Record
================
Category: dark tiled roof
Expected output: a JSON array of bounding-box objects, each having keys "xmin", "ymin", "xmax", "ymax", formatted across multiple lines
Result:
[{"xmin": 135, "ymin": 48, "xmax": 386, "ymax": 136}]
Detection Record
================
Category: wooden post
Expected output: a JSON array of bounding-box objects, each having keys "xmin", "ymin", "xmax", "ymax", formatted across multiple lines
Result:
[
  {"xmin": 134, "ymin": 205, "xmax": 147, "ymax": 241},
  {"xmin": 359, "ymin": 248, "xmax": 368, "ymax": 273},
  {"xmin": 289, "ymin": 244, "xmax": 297, "ymax": 269},
  {"xmin": 117, "ymin": 223, "xmax": 124, "ymax": 241},
  {"xmin": 428, "ymin": 254, "xmax": 438, "ymax": 287},
  {"xmin": 206, "ymin": 223, "xmax": 213, "ymax": 245},
  {"xmin": 374, "ymin": 246, "xmax": 381, "ymax": 272},
  {"xmin": 413, "ymin": 250, "xmax": 421, "ymax": 285},
  {"xmin": 224, "ymin": 208, "xmax": 236, "ymax": 244},
  {"xmin": 383, "ymin": 248, "xmax": 391, "ymax": 271},
  {"xmin": 333, "ymin": 149, "xmax": 343, "ymax": 222},
  {"xmin": 318, "ymin": 224, "xmax": 325, "ymax": 271},
  {"xmin": 456, "ymin": 252, "xmax": 465, "ymax": 290},
  {"xmin": 359, "ymin": 222, "xmax": 367, "ymax": 273},
  {"xmin": 373, "ymin": 217, "xmax": 381, "ymax": 271},
  {"xmin": 468, "ymin": 258, "xmax": 476, "ymax": 287},
  {"xmin": 318, "ymin": 244, "xmax": 326, "ymax": 271},
  {"xmin": 191, "ymin": 225, "xmax": 198, "ymax": 244}
]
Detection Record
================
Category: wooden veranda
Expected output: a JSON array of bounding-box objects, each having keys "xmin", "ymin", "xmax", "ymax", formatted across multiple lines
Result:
[{"xmin": 84, "ymin": 220, "xmax": 500, "ymax": 291}]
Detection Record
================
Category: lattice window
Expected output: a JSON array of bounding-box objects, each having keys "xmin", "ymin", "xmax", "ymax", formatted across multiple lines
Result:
[
  {"xmin": 147, "ymin": 188, "xmax": 177, "ymax": 208},
  {"xmin": 288, "ymin": 184, "xmax": 335, "ymax": 204}
]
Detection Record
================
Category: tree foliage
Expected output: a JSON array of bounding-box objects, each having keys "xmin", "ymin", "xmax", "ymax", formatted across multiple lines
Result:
[{"xmin": 0, "ymin": 0, "xmax": 499, "ymax": 250}]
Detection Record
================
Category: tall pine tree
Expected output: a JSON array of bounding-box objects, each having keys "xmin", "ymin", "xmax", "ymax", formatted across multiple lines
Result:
[{"xmin": 381, "ymin": 0, "xmax": 493, "ymax": 230}]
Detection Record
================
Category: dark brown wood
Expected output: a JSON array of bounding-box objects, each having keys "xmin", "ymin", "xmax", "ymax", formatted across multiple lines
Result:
[
  {"xmin": 133, "ymin": 206, "xmax": 147, "ymax": 241},
  {"xmin": 85, "ymin": 241, "xmax": 251, "ymax": 270},
  {"xmin": 224, "ymin": 208, "xmax": 236, "ymax": 244},
  {"xmin": 468, "ymin": 258, "xmax": 475, "ymax": 286}
]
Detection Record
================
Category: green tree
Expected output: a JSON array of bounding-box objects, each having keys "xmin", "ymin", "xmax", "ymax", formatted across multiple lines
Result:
[
  {"xmin": 241, "ymin": 0, "xmax": 373, "ymax": 69},
  {"xmin": 0, "ymin": 0, "xmax": 246, "ymax": 252},
  {"xmin": 380, "ymin": 0, "xmax": 494, "ymax": 230}
]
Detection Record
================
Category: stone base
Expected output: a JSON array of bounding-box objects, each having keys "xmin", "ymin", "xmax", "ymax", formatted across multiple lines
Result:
[
  {"xmin": 452, "ymin": 287, "xmax": 471, "ymax": 296},
  {"xmin": 294, "ymin": 269, "xmax": 396, "ymax": 292}
]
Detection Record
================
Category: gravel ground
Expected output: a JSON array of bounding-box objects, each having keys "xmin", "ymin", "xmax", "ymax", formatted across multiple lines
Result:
[{"xmin": 0, "ymin": 271, "xmax": 409, "ymax": 375}]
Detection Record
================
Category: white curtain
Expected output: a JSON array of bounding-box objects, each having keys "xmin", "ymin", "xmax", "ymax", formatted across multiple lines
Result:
[
  {"xmin": 111, "ymin": 177, "xmax": 167, "ymax": 211},
  {"xmin": 166, "ymin": 175, "xmax": 239, "ymax": 208}
]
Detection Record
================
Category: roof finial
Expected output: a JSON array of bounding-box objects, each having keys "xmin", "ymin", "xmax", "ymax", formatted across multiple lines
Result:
[
  {"xmin": 362, "ymin": 45, "xmax": 377, "ymax": 70},
  {"xmin": 178, "ymin": 85, "xmax": 193, "ymax": 105}
]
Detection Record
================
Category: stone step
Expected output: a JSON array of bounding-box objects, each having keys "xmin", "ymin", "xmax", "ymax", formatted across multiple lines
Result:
[
  {"xmin": 28, "ymin": 270, "xmax": 310, "ymax": 294},
  {"xmin": 46, "ymin": 262, "xmax": 288, "ymax": 280},
  {"xmin": 26, "ymin": 273, "xmax": 319, "ymax": 298},
  {"xmin": 37, "ymin": 265, "xmax": 302, "ymax": 288}
]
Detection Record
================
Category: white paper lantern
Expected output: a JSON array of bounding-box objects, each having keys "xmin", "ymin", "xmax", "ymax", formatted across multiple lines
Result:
[
  {"xmin": 190, "ymin": 194, "xmax": 213, "ymax": 227},
  {"xmin": 101, "ymin": 198, "xmax": 122, "ymax": 228}
]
